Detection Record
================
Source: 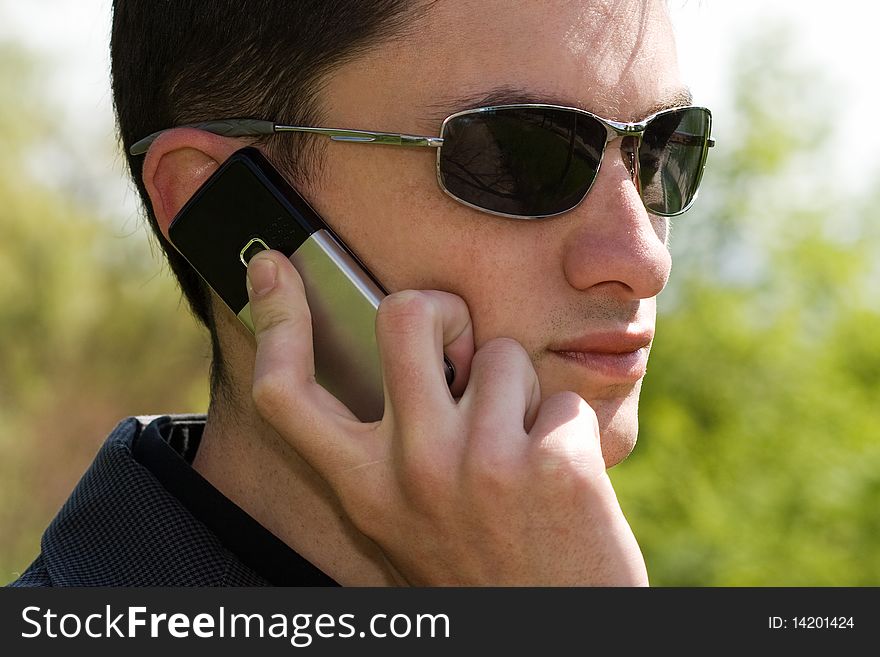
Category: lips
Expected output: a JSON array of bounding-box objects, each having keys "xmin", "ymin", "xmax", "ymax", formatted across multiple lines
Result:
[{"xmin": 549, "ymin": 330, "xmax": 654, "ymax": 382}]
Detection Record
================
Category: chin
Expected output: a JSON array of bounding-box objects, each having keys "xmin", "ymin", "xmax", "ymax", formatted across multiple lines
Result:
[{"xmin": 589, "ymin": 387, "xmax": 642, "ymax": 468}]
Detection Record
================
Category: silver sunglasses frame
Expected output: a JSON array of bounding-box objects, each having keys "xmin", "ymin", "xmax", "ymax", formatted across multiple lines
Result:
[{"xmin": 130, "ymin": 104, "xmax": 713, "ymax": 219}]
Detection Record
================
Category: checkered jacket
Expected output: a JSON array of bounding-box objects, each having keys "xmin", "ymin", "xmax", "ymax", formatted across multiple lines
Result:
[{"xmin": 8, "ymin": 417, "xmax": 268, "ymax": 587}]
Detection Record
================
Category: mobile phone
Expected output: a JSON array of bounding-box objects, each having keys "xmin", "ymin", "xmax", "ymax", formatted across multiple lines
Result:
[{"xmin": 169, "ymin": 147, "xmax": 451, "ymax": 422}]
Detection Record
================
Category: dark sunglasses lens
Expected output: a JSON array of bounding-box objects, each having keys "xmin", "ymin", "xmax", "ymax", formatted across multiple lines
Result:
[
  {"xmin": 639, "ymin": 107, "xmax": 711, "ymax": 215},
  {"xmin": 438, "ymin": 107, "xmax": 606, "ymax": 217}
]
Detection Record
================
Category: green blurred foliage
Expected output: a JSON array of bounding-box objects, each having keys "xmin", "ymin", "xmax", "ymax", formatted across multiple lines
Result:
[
  {"xmin": 0, "ymin": 43, "xmax": 210, "ymax": 581},
  {"xmin": 610, "ymin": 25, "xmax": 880, "ymax": 585}
]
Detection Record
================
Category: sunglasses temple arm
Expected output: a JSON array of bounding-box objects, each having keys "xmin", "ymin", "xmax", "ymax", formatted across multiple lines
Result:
[
  {"xmin": 274, "ymin": 126, "xmax": 443, "ymax": 148},
  {"xmin": 129, "ymin": 119, "xmax": 277, "ymax": 156},
  {"xmin": 130, "ymin": 121, "xmax": 444, "ymax": 156}
]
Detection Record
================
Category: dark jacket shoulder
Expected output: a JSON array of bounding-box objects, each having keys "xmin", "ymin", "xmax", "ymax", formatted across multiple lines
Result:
[{"xmin": 7, "ymin": 416, "xmax": 268, "ymax": 587}]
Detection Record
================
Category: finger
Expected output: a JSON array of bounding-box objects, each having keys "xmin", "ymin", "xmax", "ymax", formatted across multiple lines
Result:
[
  {"xmin": 527, "ymin": 391, "xmax": 605, "ymax": 476},
  {"xmin": 247, "ymin": 250, "xmax": 365, "ymax": 470},
  {"xmin": 375, "ymin": 289, "xmax": 474, "ymax": 424},
  {"xmin": 458, "ymin": 337, "xmax": 542, "ymax": 452}
]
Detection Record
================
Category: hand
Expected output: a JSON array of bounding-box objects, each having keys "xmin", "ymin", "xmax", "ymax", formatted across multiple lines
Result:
[{"xmin": 246, "ymin": 250, "xmax": 648, "ymax": 586}]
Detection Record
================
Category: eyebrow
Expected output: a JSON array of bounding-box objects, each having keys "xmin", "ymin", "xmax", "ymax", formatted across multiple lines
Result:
[
  {"xmin": 642, "ymin": 87, "xmax": 695, "ymax": 117},
  {"xmin": 426, "ymin": 85, "xmax": 695, "ymax": 126}
]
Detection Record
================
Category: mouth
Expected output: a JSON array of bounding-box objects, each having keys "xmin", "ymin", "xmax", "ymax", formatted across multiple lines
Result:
[{"xmin": 548, "ymin": 330, "xmax": 654, "ymax": 383}]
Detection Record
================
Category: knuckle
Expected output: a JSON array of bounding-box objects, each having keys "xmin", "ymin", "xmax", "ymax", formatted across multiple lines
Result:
[
  {"xmin": 255, "ymin": 301, "xmax": 311, "ymax": 337},
  {"xmin": 376, "ymin": 290, "xmax": 436, "ymax": 336},
  {"xmin": 532, "ymin": 393, "xmax": 604, "ymax": 480},
  {"xmin": 255, "ymin": 305, "xmax": 289, "ymax": 333},
  {"xmin": 251, "ymin": 370, "xmax": 294, "ymax": 424},
  {"xmin": 422, "ymin": 289, "xmax": 469, "ymax": 321}
]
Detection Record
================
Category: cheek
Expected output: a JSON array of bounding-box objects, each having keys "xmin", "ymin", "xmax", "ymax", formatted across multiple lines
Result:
[
  {"xmin": 308, "ymin": 144, "xmax": 562, "ymax": 352},
  {"xmin": 435, "ymin": 235, "xmax": 565, "ymax": 363},
  {"xmin": 307, "ymin": 145, "xmax": 445, "ymax": 280}
]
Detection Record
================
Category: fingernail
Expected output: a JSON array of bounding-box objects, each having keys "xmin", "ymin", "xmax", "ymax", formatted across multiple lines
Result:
[{"xmin": 247, "ymin": 255, "xmax": 277, "ymax": 296}]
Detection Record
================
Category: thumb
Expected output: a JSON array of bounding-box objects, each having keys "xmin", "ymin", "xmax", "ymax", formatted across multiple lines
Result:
[{"xmin": 247, "ymin": 249, "xmax": 317, "ymax": 392}]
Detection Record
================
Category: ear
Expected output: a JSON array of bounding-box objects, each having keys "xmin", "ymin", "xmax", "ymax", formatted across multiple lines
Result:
[{"xmin": 142, "ymin": 128, "xmax": 243, "ymax": 241}]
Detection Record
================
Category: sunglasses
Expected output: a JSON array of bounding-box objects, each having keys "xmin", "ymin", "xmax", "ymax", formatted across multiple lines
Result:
[{"xmin": 131, "ymin": 104, "xmax": 713, "ymax": 219}]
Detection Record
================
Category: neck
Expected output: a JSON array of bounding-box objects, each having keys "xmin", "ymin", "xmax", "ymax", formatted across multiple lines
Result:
[{"xmin": 191, "ymin": 373, "xmax": 396, "ymax": 586}]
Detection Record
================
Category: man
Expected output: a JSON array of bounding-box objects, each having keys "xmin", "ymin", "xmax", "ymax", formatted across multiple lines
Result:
[{"xmin": 11, "ymin": 0, "xmax": 711, "ymax": 586}]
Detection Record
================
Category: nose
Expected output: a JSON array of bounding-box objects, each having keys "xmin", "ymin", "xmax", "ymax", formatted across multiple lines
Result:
[{"xmin": 561, "ymin": 139, "xmax": 672, "ymax": 299}]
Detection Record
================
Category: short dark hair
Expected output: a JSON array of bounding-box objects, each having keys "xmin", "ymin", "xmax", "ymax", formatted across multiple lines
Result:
[{"xmin": 110, "ymin": 0, "xmax": 426, "ymax": 392}]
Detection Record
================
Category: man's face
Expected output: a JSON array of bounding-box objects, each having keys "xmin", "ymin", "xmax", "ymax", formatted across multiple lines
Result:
[{"xmin": 301, "ymin": 0, "xmax": 682, "ymax": 466}]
